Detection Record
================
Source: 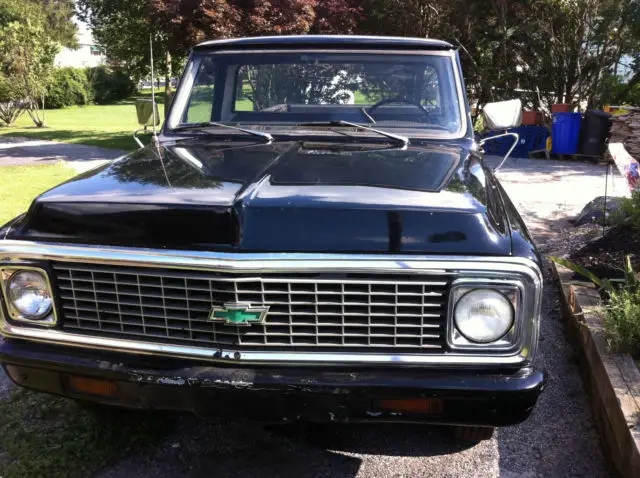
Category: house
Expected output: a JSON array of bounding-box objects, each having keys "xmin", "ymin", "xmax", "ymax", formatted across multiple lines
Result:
[{"xmin": 54, "ymin": 22, "xmax": 106, "ymax": 69}]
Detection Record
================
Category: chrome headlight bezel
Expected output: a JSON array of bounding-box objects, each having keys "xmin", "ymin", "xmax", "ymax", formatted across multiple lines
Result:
[
  {"xmin": 447, "ymin": 277, "xmax": 532, "ymax": 355},
  {"xmin": 0, "ymin": 266, "xmax": 57, "ymax": 326}
]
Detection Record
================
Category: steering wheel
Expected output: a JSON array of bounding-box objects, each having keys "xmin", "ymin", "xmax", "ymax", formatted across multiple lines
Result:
[{"xmin": 367, "ymin": 97, "xmax": 432, "ymax": 118}]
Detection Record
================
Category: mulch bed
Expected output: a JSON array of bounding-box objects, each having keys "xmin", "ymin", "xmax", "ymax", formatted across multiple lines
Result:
[{"xmin": 569, "ymin": 225, "xmax": 640, "ymax": 279}]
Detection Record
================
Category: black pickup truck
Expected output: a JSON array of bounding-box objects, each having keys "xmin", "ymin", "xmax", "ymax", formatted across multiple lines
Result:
[{"xmin": 0, "ymin": 35, "xmax": 544, "ymax": 441}]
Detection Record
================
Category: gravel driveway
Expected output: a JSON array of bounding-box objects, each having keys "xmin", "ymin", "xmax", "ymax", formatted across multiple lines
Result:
[{"xmin": 1, "ymin": 154, "xmax": 613, "ymax": 477}]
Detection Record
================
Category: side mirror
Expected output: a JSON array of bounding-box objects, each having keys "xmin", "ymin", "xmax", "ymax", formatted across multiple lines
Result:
[
  {"xmin": 479, "ymin": 99, "xmax": 522, "ymax": 171},
  {"xmin": 133, "ymin": 98, "xmax": 161, "ymax": 148},
  {"xmin": 481, "ymin": 99, "xmax": 522, "ymax": 130},
  {"xmin": 135, "ymin": 98, "xmax": 161, "ymax": 127}
]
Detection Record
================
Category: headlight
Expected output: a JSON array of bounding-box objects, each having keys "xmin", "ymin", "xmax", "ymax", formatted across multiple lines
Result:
[
  {"xmin": 453, "ymin": 289, "xmax": 514, "ymax": 343},
  {"xmin": 1, "ymin": 268, "xmax": 55, "ymax": 324}
]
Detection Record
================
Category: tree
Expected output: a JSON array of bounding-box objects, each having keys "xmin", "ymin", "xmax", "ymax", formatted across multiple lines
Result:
[
  {"xmin": 0, "ymin": 1, "xmax": 61, "ymax": 127},
  {"xmin": 234, "ymin": 0, "xmax": 315, "ymax": 36},
  {"xmin": 361, "ymin": 0, "xmax": 640, "ymax": 112},
  {"xmin": 516, "ymin": 0, "xmax": 639, "ymax": 109},
  {"xmin": 232, "ymin": 0, "xmax": 362, "ymax": 36},
  {"xmin": 35, "ymin": 0, "xmax": 78, "ymax": 48},
  {"xmin": 0, "ymin": 74, "xmax": 26, "ymax": 125},
  {"xmin": 0, "ymin": 19, "xmax": 59, "ymax": 126},
  {"xmin": 591, "ymin": 0, "xmax": 640, "ymax": 105},
  {"xmin": 77, "ymin": 0, "xmax": 239, "ymax": 104},
  {"xmin": 360, "ymin": 0, "xmax": 537, "ymax": 114},
  {"xmin": 311, "ymin": 0, "xmax": 362, "ymax": 34},
  {"xmin": 76, "ymin": 0, "xmax": 162, "ymax": 80},
  {"xmin": 0, "ymin": 1, "xmax": 77, "ymax": 48},
  {"xmin": 148, "ymin": 0, "xmax": 240, "ymax": 102}
]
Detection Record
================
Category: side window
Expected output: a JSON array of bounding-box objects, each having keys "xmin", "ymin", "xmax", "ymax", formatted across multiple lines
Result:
[{"xmin": 182, "ymin": 57, "xmax": 216, "ymax": 123}]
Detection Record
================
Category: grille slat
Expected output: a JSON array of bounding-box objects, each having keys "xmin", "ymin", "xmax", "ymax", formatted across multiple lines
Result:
[
  {"xmin": 57, "ymin": 281, "xmax": 445, "ymax": 299},
  {"xmin": 60, "ymin": 289, "xmax": 445, "ymax": 307},
  {"xmin": 56, "ymin": 271, "xmax": 448, "ymax": 287},
  {"xmin": 53, "ymin": 262, "xmax": 449, "ymax": 353},
  {"xmin": 62, "ymin": 312, "xmax": 443, "ymax": 331}
]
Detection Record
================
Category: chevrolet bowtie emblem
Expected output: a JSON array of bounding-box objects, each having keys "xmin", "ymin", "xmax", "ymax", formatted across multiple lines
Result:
[{"xmin": 209, "ymin": 303, "xmax": 269, "ymax": 326}]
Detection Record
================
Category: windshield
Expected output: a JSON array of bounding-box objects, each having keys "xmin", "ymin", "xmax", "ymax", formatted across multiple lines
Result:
[{"xmin": 169, "ymin": 51, "xmax": 464, "ymax": 136}]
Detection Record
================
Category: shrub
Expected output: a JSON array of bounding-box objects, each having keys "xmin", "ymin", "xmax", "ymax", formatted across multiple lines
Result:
[
  {"xmin": 618, "ymin": 190, "xmax": 640, "ymax": 229},
  {"xmin": 0, "ymin": 73, "xmax": 26, "ymax": 125},
  {"xmin": 605, "ymin": 287, "xmax": 640, "ymax": 357},
  {"xmin": 86, "ymin": 66, "xmax": 136, "ymax": 104},
  {"xmin": 45, "ymin": 67, "xmax": 92, "ymax": 109},
  {"xmin": 551, "ymin": 255, "xmax": 640, "ymax": 356}
]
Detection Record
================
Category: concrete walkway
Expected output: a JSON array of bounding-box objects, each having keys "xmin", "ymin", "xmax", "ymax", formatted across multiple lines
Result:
[
  {"xmin": 492, "ymin": 156, "xmax": 628, "ymax": 246},
  {"xmin": 0, "ymin": 136, "xmax": 125, "ymax": 167}
]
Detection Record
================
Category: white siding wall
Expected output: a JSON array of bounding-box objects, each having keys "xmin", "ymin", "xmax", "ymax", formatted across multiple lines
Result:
[{"xmin": 54, "ymin": 21, "xmax": 106, "ymax": 68}]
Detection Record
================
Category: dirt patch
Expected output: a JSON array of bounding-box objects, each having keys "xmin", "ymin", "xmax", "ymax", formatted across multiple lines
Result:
[
  {"xmin": 569, "ymin": 225, "xmax": 640, "ymax": 279},
  {"xmin": 568, "ymin": 225, "xmax": 640, "ymax": 363}
]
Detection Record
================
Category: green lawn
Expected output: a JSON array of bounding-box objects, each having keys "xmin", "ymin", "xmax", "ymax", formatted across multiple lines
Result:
[
  {"xmin": 0, "ymin": 389, "xmax": 171, "ymax": 478},
  {"xmin": 138, "ymin": 86, "xmax": 168, "ymax": 102},
  {"xmin": 0, "ymin": 164, "xmax": 78, "ymax": 225},
  {"xmin": 0, "ymin": 101, "xmax": 165, "ymax": 152}
]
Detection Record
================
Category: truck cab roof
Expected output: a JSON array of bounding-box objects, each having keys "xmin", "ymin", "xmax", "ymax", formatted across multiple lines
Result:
[{"xmin": 193, "ymin": 35, "xmax": 454, "ymax": 52}]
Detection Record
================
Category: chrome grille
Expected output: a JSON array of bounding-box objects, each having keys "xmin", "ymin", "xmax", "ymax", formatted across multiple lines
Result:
[{"xmin": 53, "ymin": 262, "xmax": 450, "ymax": 352}]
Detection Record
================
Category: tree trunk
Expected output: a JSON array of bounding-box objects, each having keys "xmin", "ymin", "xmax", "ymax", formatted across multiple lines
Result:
[{"xmin": 27, "ymin": 97, "xmax": 46, "ymax": 128}]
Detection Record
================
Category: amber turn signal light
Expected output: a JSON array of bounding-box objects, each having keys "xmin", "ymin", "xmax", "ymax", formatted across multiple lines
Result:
[
  {"xmin": 66, "ymin": 375, "xmax": 118, "ymax": 398},
  {"xmin": 378, "ymin": 398, "xmax": 443, "ymax": 414}
]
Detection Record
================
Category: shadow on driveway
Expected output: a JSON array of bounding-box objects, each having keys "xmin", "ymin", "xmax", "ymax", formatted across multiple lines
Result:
[
  {"xmin": 96, "ymin": 418, "xmax": 480, "ymax": 478},
  {"xmin": 0, "ymin": 135, "xmax": 126, "ymax": 165}
]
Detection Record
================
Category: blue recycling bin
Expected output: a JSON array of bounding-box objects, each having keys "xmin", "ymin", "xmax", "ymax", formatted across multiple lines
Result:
[
  {"xmin": 551, "ymin": 112, "xmax": 582, "ymax": 154},
  {"xmin": 479, "ymin": 126, "xmax": 550, "ymax": 158}
]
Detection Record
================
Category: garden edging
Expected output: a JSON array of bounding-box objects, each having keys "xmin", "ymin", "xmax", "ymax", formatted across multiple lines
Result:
[{"xmin": 552, "ymin": 261, "xmax": 640, "ymax": 477}]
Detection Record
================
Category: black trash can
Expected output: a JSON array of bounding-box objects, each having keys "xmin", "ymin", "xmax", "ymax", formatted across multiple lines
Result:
[{"xmin": 578, "ymin": 109, "xmax": 612, "ymax": 157}]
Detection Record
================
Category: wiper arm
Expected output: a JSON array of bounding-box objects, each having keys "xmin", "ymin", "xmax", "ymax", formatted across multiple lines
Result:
[
  {"xmin": 299, "ymin": 120, "xmax": 409, "ymax": 147},
  {"xmin": 173, "ymin": 122, "xmax": 273, "ymax": 143}
]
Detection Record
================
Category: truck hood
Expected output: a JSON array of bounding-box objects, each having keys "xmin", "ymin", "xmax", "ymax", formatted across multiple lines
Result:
[{"xmin": 11, "ymin": 139, "xmax": 510, "ymax": 254}]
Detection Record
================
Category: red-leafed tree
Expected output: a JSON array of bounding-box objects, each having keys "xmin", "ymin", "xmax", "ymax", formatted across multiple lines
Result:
[
  {"xmin": 233, "ymin": 0, "xmax": 316, "ymax": 36},
  {"xmin": 148, "ymin": 0, "xmax": 240, "ymax": 99},
  {"xmin": 149, "ymin": 0, "xmax": 240, "ymax": 53},
  {"xmin": 311, "ymin": 0, "xmax": 362, "ymax": 34},
  {"xmin": 231, "ymin": 0, "xmax": 362, "ymax": 37}
]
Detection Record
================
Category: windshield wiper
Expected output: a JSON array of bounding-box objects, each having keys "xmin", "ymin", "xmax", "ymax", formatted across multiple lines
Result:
[
  {"xmin": 172, "ymin": 122, "xmax": 273, "ymax": 143},
  {"xmin": 298, "ymin": 120, "xmax": 409, "ymax": 148}
]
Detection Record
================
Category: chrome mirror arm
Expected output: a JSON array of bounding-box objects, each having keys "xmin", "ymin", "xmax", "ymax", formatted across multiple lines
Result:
[
  {"xmin": 479, "ymin": 132, "xmax": 520, "ymax": 172},
  {"xmin": 133, "ymin": 128, "xmax": 146, "ymax": 149}
]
